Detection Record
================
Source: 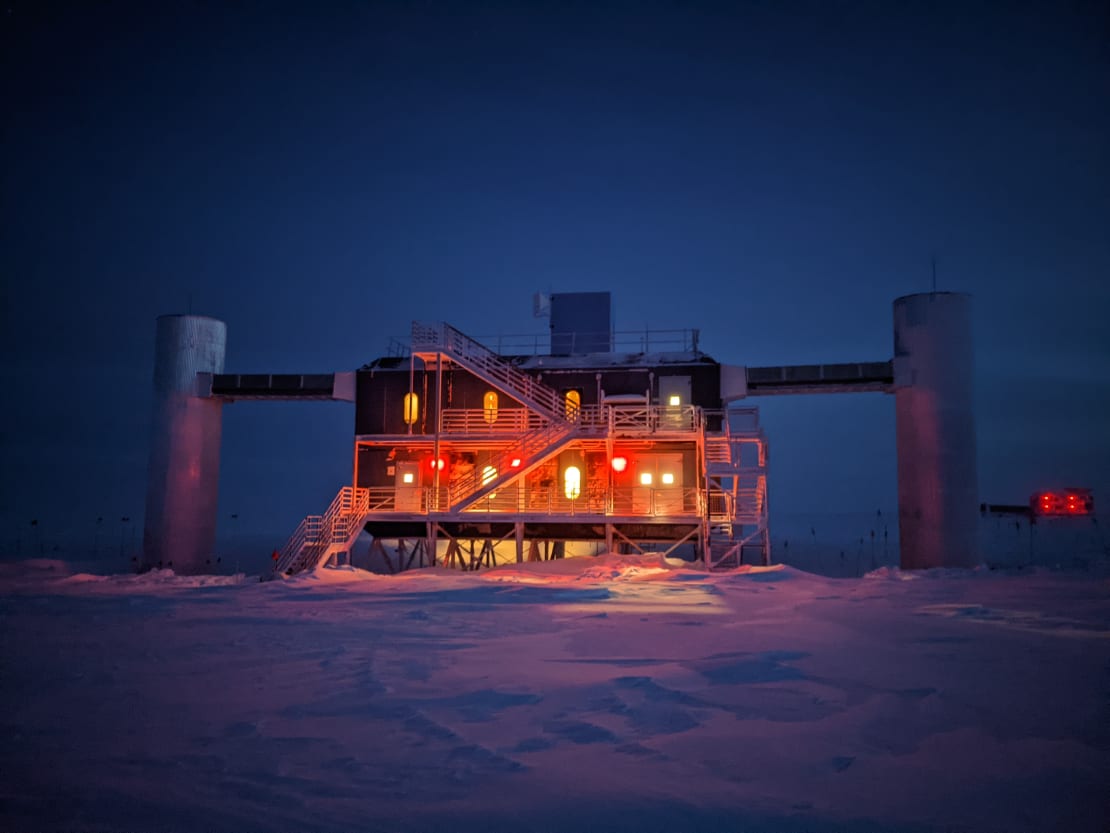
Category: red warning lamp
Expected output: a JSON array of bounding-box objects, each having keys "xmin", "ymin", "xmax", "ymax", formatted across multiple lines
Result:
[
  {"xmin": 429, "ymin": 457, "xmax": 446, "ymax": 471},
  {"xmin": 1031, "ymin": 489, "xmax": 1093, "ymax": 517},
  {"xmin": 510, "ymin": 458, "xmax": 522, "ymax": 468},
  {"xmin": 611, "ymin": 456, "xmax": 628, "ymax": 473},
  {"xmin": 1034, "ymin": 493, "xmax": 1059, "ymax": 515}
]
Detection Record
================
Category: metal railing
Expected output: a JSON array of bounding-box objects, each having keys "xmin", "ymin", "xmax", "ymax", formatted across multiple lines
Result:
[
  {"xmin": 707, "ymin": 489, "xmax": 732, "ymax": 522},
  {"xmin": 412, "ymin": 322, "xmax": 567, "ymax": 420},
  {"xmin": 392, "ymin": 327, "xmax": 702, "ymax": 358},
  {"xmin": 447, "ymin": 419, "xmax": 578, "ymax": 510},
  {"xmin": 381, "ymin": 486, "xmax": 450, "ymax": 513},
  {"xmin": 735, "ymin": 473, "xmax": 767, "ymax": 522},
  {"xmin": 462, "ymin": 486, "xmax": 702, "ymax": 517},
  {"xmin": 609, "ymin": 404, "xmax": 700, "ymax": 434},
  {"xmin": 271, "ymin": 486, "xmax": 370, "ymax": 577},
  {"xmin": 609, "ymin": 487, "xmax": 701, "ymax": 517},
  {"xmin": 705, "ymin": 436, "xmax": 731, "ymax": 464},
  {"xmin": 440, "ymin": 408, "xmax": 548, "ymax": 434}
]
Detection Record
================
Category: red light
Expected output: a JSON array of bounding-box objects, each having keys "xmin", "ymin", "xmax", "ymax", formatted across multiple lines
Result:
[
  {"xmin": 611, "ymin": 456, "xmax": 628, "ymax": 472},
  {"xmin": 510, "ymin": 458, "xmax": 522, "ymax": 468},
  {"xmin": 429, "ymin": 457, "xmax": 445, "ymax": 471},
  {"xmin": 1032, "ymin": 489, "xmax": 1094, "ymax": 517}
]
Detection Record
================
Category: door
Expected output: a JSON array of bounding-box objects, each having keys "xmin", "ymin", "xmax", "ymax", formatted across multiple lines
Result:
[
  {"xmin": 657, "ymin": 376, "xmax": 692, "ymax": 430},
  {"xmin": 632, "ymin": 452, "xmax": 685, "ymax": 514},
  {"xmin": 395, "ymin": 461, "xmax": 422, "ymax": 511}
]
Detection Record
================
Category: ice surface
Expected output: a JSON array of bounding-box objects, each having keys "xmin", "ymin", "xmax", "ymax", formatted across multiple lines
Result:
[{"xmin": 2, "ymin": 554, "xmax": 1108, "ymax": 833}]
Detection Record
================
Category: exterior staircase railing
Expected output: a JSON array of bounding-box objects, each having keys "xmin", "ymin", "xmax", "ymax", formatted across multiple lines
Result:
[
  {"xmin": 703, "ymin": 410, "xmax": 769, "ymax": 569},
  {"xmin": 447, "ymin": 418, "xmax": 578, "ymax": 512},
  {"xmin": 735, "ymin": 473, "xmax": 767, "ymax": 523},
  {"xmin": 269, "ymin": 486, "xmax": 370, "ymax": 578},
  {"xmin": 412, "ymin": 321, "xmax": 566, "ymax": 420},
  {"xmin": 705, "ymin": 435, "xmax": 731, "ymax": 466}
]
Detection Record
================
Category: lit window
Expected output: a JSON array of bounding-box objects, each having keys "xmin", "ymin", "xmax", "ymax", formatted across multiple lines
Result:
[
  {"xmin": 481, "ymin": 465, "xmax": 499, "ymax": 500},
  {"xmin": 564, "ymin": 465, "xmax": 582, "ymax": 500},
  {"xmin": 401, "ymin": 472, "xmax": 415, "ymax": 485},
  {"xmin": 483, "ymin": 391, "xmax": 499, "ymax": 424},
  {"xmin": 565, "ymin": 389, "xmax": 581, "ymax": 420},
  {"xmin": 403, "ymin": 392, "xmax": 419, "ymax": 425},
  {"xmin": 640, "ymin": 472, "xmax": 653, "ymax": 486},
  {"xmin": 668, "ymin": 394, "xmax": 681, "ymax": 407},
  {"xmin": 661, "ymin": 472, "xmax": 675, "ymax": 485},
  {"xmin": 611, "ymin": 456, "xmax": 628, "ymax": 472}
]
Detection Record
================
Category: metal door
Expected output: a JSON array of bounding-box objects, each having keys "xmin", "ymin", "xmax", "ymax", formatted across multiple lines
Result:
[{"xmin": 395, "ymin": 461, "xmax": 421, "ymax": 512}]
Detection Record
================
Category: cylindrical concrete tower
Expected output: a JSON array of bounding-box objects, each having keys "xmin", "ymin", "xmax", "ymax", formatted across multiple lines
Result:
[
  {"xmin": 142, "ymin": 315, "xmax": 226, "ymax": 574},
  {"xmin": 893, "ymin": 293, "xmax": 978, "ymax": 569}
]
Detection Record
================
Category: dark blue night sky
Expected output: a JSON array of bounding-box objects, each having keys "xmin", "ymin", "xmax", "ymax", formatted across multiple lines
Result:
[{"xmin": 2, "ymin": 1, "xmax": 1108, "ymax": 560}]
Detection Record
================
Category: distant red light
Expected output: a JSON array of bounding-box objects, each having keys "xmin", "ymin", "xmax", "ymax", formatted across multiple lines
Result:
[
  {"xmin": 429, "ymin": 457, "xmax": 446, "ymax": 471},
  {"xmin": 1032, "ymin": 489, "xmax": 1093, "ymax": 517},
  {"xmin": 611, "ymin": 456, "xmax": 628, "ymax": 472},
  {"xmin": 510, "ymin": 458, "xmax": 522, "ymax": 468}
]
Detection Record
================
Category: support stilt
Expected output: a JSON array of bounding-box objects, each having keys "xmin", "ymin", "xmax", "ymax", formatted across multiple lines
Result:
[
  {"xmin": 443, "ymin": 538, "xmax": 460, "ymax": 569},
  {"xmin": 370, "ymin": 538, "xmax": 393, "ymax": 574},
  {"xmin": 404, "ymin": 539, "xmax": 423, "ymax": 571}
]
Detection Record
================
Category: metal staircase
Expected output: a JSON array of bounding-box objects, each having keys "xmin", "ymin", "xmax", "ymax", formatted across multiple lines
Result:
[
  {"xmin": 449, "ymin": 418, "xmax": 579, "ymax": 511},
  {"xmin": 269, "ymin": 486, "xmax": 370, "ymax": 579},
  {"xmin": 703, "ymin": 409, "xmax": 769, "ymax": 569},
  {"xmin": 735, "ymin": 473, "xmax": 767, "ymax": 523},
  {"xmin": 706, "ymin": 525, "xmax": 742, "ymax": 570},
  {"xmin": 407, "ymin": 321, "xmax": 583, "ymax": 513},
  {"xmin": 411, "ymin": 322, "xmax": 567, "ymax": 421}
]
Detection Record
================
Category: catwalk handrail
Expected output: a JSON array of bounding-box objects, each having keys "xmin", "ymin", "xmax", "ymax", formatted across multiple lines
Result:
[
  {"xmin": 462, "ymin": 485, "xmax": 702, "ymax": 516},
  {"xmin": 394, "ymin": 328, "xmax": 701, "ymax": 357},
  {"xmin": 440, "ymin": 408, "xmax": 548, "ymax": 434}
]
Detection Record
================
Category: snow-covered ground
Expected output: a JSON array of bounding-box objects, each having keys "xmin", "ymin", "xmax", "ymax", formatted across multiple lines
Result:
[{"xmin": 2, "ymin": 555, "xmax": 1109, "ymax": 833}]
